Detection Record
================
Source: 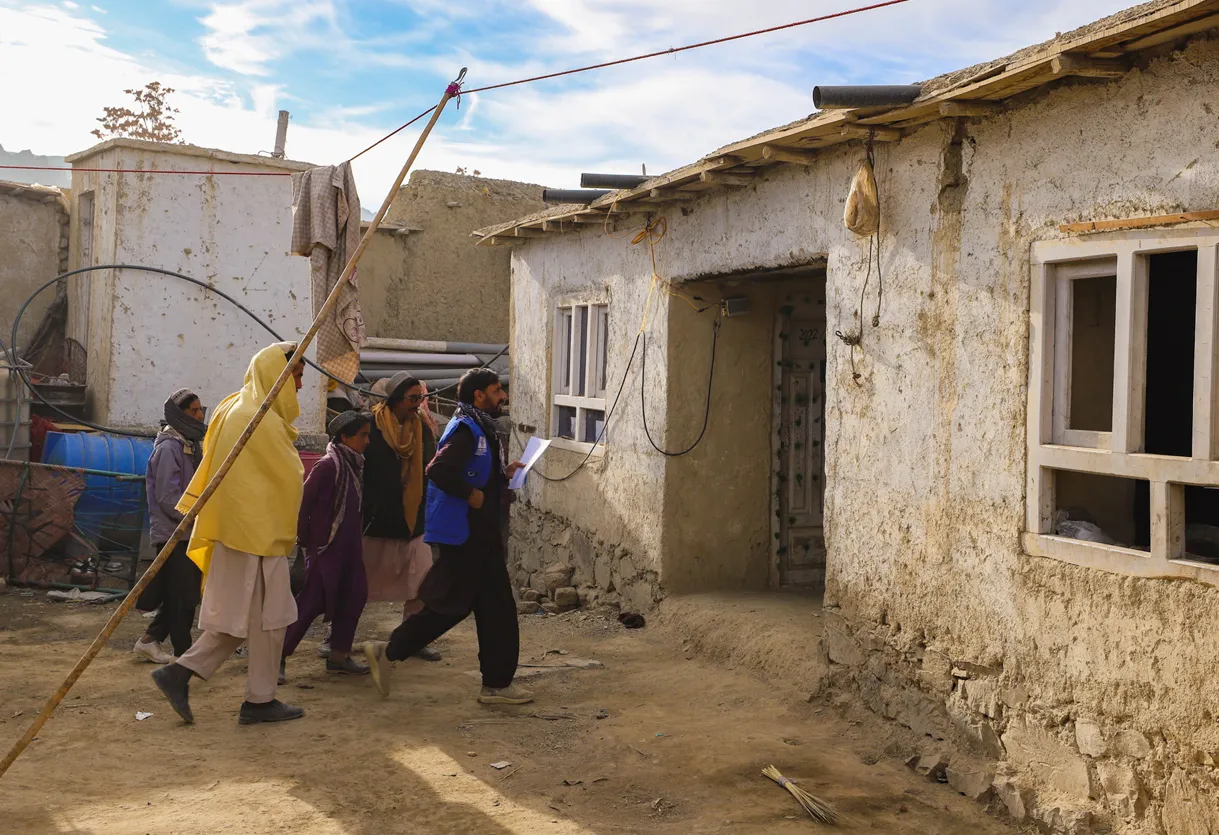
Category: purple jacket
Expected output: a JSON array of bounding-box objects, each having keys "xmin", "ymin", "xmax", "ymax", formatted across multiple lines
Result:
[{"xmin": 146, "ymin": 432, "xmax": 197, "ymax": 545}]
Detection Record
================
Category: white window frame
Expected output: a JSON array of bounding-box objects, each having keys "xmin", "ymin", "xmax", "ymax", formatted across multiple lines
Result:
[
  {"xmin": 551, "ymin": 301, "xmax": 609, "ymax": 454},
  {"xmin": 1026, "ymin": 229, "xmax": 1219, "ymax": 585}
]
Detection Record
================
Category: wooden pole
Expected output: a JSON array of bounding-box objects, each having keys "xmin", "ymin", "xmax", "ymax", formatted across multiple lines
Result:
[{"xmin": 0, "ymin": 70, "xmax": 466, "ymax": 780}]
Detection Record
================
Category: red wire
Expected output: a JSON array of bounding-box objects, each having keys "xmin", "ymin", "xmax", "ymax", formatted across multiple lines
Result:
[
  {"xmin": 0, "ymin": 165, "xmax": 290, "ymax": 176},
  {"xmin": 3, "ymin": 0, "xmax": 910, "ymax": 175},
  {"xmin": 464, "ymin": 0, "xmax": 911, "ymax": 94},
  {"xmin": 346, "ymin": 105, "xmax": 436, "ymax": 162},
  {"xmin": 359, "ymin": 0, "xmax": 910, "ymax": 158}
]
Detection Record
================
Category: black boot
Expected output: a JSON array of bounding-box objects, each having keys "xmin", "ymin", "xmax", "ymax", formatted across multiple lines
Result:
[
  {"xmin": 238, "ymin": 699, "xmax": 305, "ymax": 725},
  {"xmin": 325, "ymin": 656, "xmax": 370, "ymax": 675},
  {"xmin": 151, "ymin": 663, "xmax": 195, "ymax": 724}
]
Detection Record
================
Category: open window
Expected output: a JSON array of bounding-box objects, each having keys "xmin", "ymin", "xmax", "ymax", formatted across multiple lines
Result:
[
  {"xmin": 1026, "ymin": 232, "xmax": 1219, "ymax": 584},
  {"xmin": 552, "ymin": 302, "xmax": 609, "ymax": 451}
]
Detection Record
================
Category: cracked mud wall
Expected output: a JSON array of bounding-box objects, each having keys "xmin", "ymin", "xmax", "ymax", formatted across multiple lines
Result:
[
  {"xmin": 359, "ymin": 170, "xmax": 545, "ymax": 344},
  {"xmin": 510, "ymin": 34, "xmax": 1219, "ymax": 834},
  {"xmin": 823, "ymin": 36, "xmax": 1219, "ymax": 834}
]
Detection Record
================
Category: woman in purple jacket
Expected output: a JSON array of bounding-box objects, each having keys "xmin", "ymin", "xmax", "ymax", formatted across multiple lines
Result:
[
  {"xmin": 134, "ymin": 388, "xmax": 207, "ymax": 663},
  {"xmin": 279, "ymin": 411, "xmax": 372, "ymax": 679}
]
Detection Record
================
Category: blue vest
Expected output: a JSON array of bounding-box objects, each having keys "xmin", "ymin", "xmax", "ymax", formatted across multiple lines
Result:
[{"xmin": 424, "ymin": 415, "xmax": 493, "ymax": 546}]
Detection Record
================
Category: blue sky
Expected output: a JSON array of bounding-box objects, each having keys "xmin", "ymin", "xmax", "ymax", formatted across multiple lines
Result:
[{"xmin": 2, "ymin": 0, "xmax": 1137, "ymax": 202}]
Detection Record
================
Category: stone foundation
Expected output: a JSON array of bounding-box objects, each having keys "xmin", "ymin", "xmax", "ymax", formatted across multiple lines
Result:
[
  {"xmin": 822, "ymin": 607, "xmax": 1219, "ymax": 834},
  {"xmin": 508, "ymin": 500, "xmax": 661, "ymax": 613}
]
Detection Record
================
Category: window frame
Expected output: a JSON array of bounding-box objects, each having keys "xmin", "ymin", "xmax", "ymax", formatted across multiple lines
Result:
[
  {"xmin": 551, "ymin": 300, "xmax": 609, "ymax": 454},
  {"xmin": 1026, "ymin": 230, "xmax": 1219, "ymax": 584}
]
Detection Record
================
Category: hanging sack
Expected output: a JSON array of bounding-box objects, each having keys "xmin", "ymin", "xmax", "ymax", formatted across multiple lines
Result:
[{"xmin": 844, "ymin": 158, "xmax": 879, "ymax": 236}]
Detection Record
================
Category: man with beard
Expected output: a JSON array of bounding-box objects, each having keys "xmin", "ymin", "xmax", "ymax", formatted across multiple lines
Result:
[{"xmin": 363, "ymin": 368, "xmax": 531, "ymax": 705}]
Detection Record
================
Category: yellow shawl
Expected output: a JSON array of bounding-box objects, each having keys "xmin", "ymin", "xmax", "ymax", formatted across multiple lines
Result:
[
  {"xmin": 177, "ymin": 344, "xmax": 305, "ymax": 582},
  {"xmin": 372, "ymin": 402, "xmax": 424, "ymax": 531}
]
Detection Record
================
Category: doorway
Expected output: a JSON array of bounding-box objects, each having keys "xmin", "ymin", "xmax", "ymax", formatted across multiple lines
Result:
[{"xmin": 772, "ymin": 287, "xmax": 827, "ymax": 588}]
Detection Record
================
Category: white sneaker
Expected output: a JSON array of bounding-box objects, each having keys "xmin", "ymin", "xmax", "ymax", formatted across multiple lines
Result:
[{"xmin": 133, "ymin": 637, "xmax": 174, "ymax": 665}]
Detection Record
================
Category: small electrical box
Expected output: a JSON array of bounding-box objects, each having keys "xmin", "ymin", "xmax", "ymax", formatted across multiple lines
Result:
[{"xmin": 723, "ymin": 297, "xmax": 750, "ymax": 317}]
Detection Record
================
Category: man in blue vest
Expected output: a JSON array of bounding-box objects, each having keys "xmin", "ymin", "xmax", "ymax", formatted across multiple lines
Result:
[{"xmin": 363, "ymin": 368, "xmax": 530, "ymax": 704}]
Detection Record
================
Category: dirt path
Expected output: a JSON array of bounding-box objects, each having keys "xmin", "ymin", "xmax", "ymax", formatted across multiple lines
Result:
[{"xmin": 0, "ymin": 589, "xmax": 1016, "ymax": 834}]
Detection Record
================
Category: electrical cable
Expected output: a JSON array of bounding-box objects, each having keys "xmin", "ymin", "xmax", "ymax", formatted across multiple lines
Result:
[
  {"xmin": 6, "ymin": 264, "xmax": 507, "ymax": 441},
  {"xmin": 6, "ymin": 0, "xmax": 911, "ymax": 177},
  {"xmin": 640, "ymin": 313, "xmax": 721, "ymax": 457},
  {"xmin": 525, "ymin": 332, "xmax": 642, "ymax": 482}
]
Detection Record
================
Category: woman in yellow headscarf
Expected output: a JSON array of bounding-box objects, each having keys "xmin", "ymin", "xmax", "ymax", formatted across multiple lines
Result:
[{"xmin": 152, "ymin": 343, "xmax": 309, "ymax": 727}]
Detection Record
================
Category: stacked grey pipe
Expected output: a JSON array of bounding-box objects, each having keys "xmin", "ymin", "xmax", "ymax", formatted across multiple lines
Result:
[{"xmin": 358, "ymin": 338, "xmax": 509, "ymax": 393}]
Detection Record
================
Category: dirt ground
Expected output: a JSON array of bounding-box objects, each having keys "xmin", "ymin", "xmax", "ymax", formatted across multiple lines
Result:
[{"xmin": 0, "ymin": 588, "xmax": 1019, "ymax": 834}]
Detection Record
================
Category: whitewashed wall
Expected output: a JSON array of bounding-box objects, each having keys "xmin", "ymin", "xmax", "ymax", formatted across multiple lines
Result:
[{"xmin": 68, "ymin": 141, "xmax": 324, "ymax": 435}]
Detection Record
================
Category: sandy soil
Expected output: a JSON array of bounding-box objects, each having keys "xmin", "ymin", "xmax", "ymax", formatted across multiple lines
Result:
[{"xmin": 0, "ymin": 588, "xmax": 1019, "ymax": 834}]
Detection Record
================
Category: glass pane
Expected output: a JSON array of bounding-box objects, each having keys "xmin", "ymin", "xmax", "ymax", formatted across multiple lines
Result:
[
  {"xmin": 576, "ymin": 306, "xmax": 589, "ymax": 396},
  {"xmin": 557, "ymin": 406, "xmax": 576, "ymax": 440},
  {"xmin": 583, "ymin": 409, "xmax": 606, "ymax": 444},
  {"xmin": 1068, "ymin": 275, "xmax": 1115, "ymax": 432},
  {"xmin": 596, "ymin": 307, "xmax": 609, "ymax": 392},
  {"xmin": 560, "ymin": 310, "xmax": 573, "ymax": 390}
]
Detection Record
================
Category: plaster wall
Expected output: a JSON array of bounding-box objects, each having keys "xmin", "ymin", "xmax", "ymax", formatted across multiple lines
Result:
[
  {"xmin": 509, "ymin": 36, "xmax": 1219, "ymax": 833},
  {"xmin": 0, "ymin": 188, "xmax": 66, "ymax": 348},
  {"xmin": 359, "ymin": 170, "xmax": 544, "ymax": 344},
  {"xmin": 68, "ymin": 142, "xmax": 324, "ymax": 434}
]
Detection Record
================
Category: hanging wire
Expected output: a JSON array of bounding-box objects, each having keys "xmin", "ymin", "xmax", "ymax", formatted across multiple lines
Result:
[{"xmin": 6, "ymin": 265, "xmax": 507, "ymax": 440}]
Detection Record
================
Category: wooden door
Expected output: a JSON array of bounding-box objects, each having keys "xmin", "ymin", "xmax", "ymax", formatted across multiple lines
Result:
[{"xmin": 774, "ymin": 295, "xmax": 826, "ymax": 588}]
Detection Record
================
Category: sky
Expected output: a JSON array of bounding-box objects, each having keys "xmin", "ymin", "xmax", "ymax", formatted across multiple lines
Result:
[{"xmin": 1, "ymin": 0, "xmax": 1140, "ymax": 203}]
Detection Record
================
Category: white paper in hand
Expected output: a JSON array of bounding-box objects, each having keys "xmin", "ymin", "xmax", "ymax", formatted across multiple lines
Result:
[{"xmin": 509, "ymin": 437, "xmax": 550, "ymax": 490}]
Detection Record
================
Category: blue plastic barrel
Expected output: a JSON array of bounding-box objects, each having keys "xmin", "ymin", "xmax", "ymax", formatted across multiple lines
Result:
[{"xmin": 42, "ymin": 432, "xmax": 154, "ymax": 540}]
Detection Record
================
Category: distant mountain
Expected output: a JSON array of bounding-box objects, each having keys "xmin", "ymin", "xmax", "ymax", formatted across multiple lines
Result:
[
  {"xmin": 0, "ymin": 144, "xmax": 70, "ymax": 189},
  {"xmin": 361, "ymin": 207, "xmax": 374, "ymax": 222}
]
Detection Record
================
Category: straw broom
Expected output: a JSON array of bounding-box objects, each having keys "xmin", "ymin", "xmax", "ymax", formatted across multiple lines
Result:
[
  {"xmin": 762, "ymin": 764, "xmax": 838, "ymax": 824},
  {"xmin": 0, "ymin": 68, "xmax": 468, "ymax": 781}
]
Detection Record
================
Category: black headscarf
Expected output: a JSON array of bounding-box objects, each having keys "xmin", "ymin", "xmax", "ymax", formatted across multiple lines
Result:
[{"xmin": 162, "ymin": 388, "xmax": 207, "ymax": 467}]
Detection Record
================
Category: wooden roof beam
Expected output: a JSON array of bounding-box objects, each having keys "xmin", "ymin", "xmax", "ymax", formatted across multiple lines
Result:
[
  {"xmin": 650, "ymin": 189, "xmax": 696, "ymax": 200},
  {"xmin": 483, "ymin": 235, "xmax": 525, "ymax": 247},
  {"xmin": 700, "ymin": 170, "xmax": 755, "ymax": 187},
  {"xmin": 1124, "ymin": 12, "xmax": 1219, "ymax": 52},
  {"xmin": 840, "ymin": 125, "xmax": 901, "ymax": 142},
  {"xmin": 761, "ymin": 145, "xmax": 817, "ymax": 166},
  {"xmin": 939, "ymin": 101, "xmax": 1004, "ymax": 117},
  {"xmin": 570, "ymin": 213, "xmax": 609, "ymax": 223},
  {"xmin": 512, "ymin": 227, "xmax": 548, "ymax": 238},
  {"xmin": 1051, "ymin": 54, "xmax": 1128, "ymax": 78}
]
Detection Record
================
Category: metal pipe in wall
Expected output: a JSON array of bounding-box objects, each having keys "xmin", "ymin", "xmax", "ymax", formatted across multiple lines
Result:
[
  {"xmin": 542, "ymin": 188, "xmax": 611, "ymax": 204},
  {"xmin": 580, "ymin": 173, "xmax": 650, "ymax": 189},
  {"xmin": 812, "ymin": 85, "xmax": 922, "ymax": 110}
]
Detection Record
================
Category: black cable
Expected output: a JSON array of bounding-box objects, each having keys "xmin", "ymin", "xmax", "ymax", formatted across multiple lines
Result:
[
  {"xmin": 640, "ymin": 314, "xmax": 720, "ymax": 457},
  {"xmin": 527, "ymin": 332, "xmax": 642, "ymax": 482},
  {"xmin": 7, "ymin": 264, "xmax": 507, "ymax": 439}
]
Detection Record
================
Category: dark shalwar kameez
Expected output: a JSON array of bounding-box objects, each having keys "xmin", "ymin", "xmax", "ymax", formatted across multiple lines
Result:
[
  {"xmin": 385, "ymin": 424, "xmax": 518, "ymax": 689},
  {"xmin": 283, "ymin": 455, "xmax": 367, "ymax": 656}
]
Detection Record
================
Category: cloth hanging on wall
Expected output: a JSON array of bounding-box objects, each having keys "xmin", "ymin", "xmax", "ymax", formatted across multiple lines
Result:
[{"xmin": 291, "ymin": 162, "xmax": 366, "ymax": 383}]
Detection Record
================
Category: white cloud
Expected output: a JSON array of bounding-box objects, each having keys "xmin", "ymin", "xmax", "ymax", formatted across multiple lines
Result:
[
  {"xmin": 197, "ymin": 0, "xmax": 339, "ymax": 76},
  {"xmin": 0, "ymin": 0, "xmax": 1158, "ymax": 209}
]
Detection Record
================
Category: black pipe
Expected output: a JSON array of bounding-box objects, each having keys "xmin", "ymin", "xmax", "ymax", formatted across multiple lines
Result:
[
  {"xmin": 543, "ymin": 188, "xmax": 610, "ymax": 204},
  {"xmin": 580, "ymin": 173, "xmax": 650, "ymax": 189},
  {"xmin": 812, "ymin": 85, "xmax": 922, "ymax": 110}
]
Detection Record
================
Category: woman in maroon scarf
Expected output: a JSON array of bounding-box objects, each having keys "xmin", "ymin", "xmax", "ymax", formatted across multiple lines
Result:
[{"xmin": 280, "ymin": 411, "xmax": 372, "ymax": 680}]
